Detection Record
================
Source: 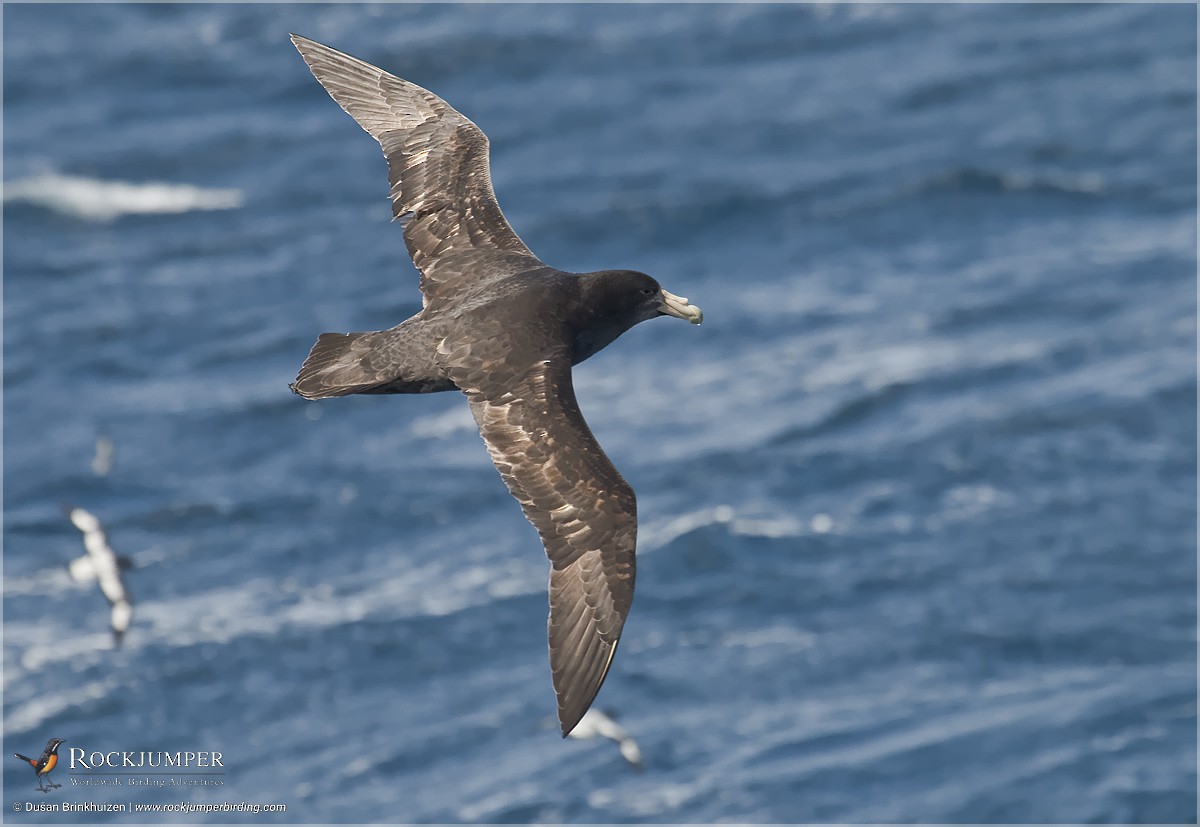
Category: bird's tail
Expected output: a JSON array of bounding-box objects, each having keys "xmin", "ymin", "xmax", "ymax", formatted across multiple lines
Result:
[
  {"xmin": 14, "ymin": 754, "xmax": 34, "ymax": 766},
  {"xmin": 290, "ymin": 332, "xmax": 385, "ymax": 400}
]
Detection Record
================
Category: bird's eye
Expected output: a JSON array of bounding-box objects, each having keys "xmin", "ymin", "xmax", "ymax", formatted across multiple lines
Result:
[{"xmin": 642, "ymin": 287, "xmax": 656, "ymax": 296}]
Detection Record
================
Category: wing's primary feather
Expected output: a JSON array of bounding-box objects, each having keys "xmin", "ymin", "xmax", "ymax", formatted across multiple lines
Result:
[{"xmin": 290, "ymin": 35, "xmax": 542, "ymax": 309}]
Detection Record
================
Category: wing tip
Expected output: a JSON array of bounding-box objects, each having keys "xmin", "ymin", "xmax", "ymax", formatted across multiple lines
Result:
[
  {"xmin": 289, "ymin": 34, "xmax": 344, "ymax": 73},
  {"xmin": 555, "ymin": 638, "xmax": 620, "ymax": 737},
  {"xmin": 289, "ymin": 33, "xmax": 315, "ymax": 59}
]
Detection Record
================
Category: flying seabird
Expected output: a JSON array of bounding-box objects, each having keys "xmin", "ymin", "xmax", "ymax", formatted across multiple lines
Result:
[
  {"xmin": 64, "ymin": 506, "xmax": 133, "ymax": 645},
  {"xmin": 91, "ymin": 434, "xmax": 115, "ymax": 477},
  {"xmin": 288, "ymin": 35, "xmax": 703, "ymax": 736},
  {"xmin": 566, "ymin": 708, "xmax": 644, "ymax": 770}
]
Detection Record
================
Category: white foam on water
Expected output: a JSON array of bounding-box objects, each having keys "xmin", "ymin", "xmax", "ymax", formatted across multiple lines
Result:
[
  {"xmin": 6, "ymin": 677, "xmax": 120, "ymax": 734},
  {"xmin": 639, "ymin": 503, "xmax": 810, "ymax": 552},
  {"xmin": 410, "ymin": 405, "xmax": 476, "ymax": 439},
  {"xmin": 7, "ymin": 545, "xmax": 548, "ymax": 684},
  {"xmin": 723, "ymin": 623, "xmax": 816, "ymax": 650},
  {"xmin": 925, "ymin": 483, "xmax": 1014, "ymax": 532},
  {"xmin": 810, "ymin": 512, "xmax": 835, "ymax": 533},
  {"xmin": 4, "ymin": 173, "xmax": 243, "ymax": 221},
  {"xmin": 638, "ymin": 505, "xmax": 736, "ymax": 552},
  {"xmin": 2, "ymin": 567, "xmax": 79, "ymax": 598}
]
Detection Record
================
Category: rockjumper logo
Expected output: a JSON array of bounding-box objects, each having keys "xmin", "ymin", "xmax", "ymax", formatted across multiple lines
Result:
[
  {"xmin": 12, "ymin": 738, "xmax": 66, "ymax": 793},
  {"xmin": 69, "ymin": 749, "xmax": 224, "ymax": 770}
]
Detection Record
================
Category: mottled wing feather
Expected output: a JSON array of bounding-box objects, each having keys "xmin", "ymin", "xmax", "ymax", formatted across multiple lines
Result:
[
  {"xmin": 446, "ymin": 347, "xmax": 636, "ymax": 735},
  {"xmin": 291, "ymin": 36, "xmax": 541, "ymax": 308}
]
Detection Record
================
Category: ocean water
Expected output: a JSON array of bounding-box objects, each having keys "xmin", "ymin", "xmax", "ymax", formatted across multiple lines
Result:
[{"xmin": 3, "ymin": 3, "xmax": 1196, "ymax": 823}]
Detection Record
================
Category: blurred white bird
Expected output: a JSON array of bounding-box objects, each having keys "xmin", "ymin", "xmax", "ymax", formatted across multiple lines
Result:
[
  {"xmin": 567, "ymin": 708, "xmax": 643, "ymax": 770},
  {"xmin": 64, "ymin": 506, "xmax": 133, "ymax": 645},
  {"xmin": 91, "ymin": 435, "xmax": 115, "ymax": 477}
]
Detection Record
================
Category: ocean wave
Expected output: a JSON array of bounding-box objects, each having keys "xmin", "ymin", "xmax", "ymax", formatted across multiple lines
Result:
[
  {"xmin": 411, "ymin": 405, "xmax": 477, "ymax": 439},
  {"xmin": 910, "ymin": 166, "xmax": 1108, "ymax": 198},
  {"xmin": 4, "ymin": 173, "xmax": 243, "ymax": 221},
  {"xmin": 6, "ymin": 549, "xmax": 547, "ymax": 680},
  {"xmin": 5, "ymin": 677, "xmax": 121, "ymax": 734},
  {"xmin": 638, "ymin": 504, "xmax": 818, "ymax": 552}
]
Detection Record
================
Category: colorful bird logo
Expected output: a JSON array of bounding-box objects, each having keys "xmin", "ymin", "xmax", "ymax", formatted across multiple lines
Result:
[{"xmin": 13, "ymin": 738, "xmax": 65, "ymax": 793}]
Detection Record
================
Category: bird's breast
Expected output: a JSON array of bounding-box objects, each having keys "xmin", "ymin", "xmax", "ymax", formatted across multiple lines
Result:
[{"xmin": 572, "ymin": 318, "xmax": 632, "ymax": 365}]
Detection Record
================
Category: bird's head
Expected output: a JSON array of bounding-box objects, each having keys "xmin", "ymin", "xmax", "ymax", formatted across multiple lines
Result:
[
  {"xmin": 584, "ymin": 270, "xmax": 703, "ymax": 326},
  {"xmin": 46, "ymin": 739, "xmax": 65, "ymax": 754},
  {"xmin": 570, "ymin": 270, "xmax": 703, "ymax": 364}
]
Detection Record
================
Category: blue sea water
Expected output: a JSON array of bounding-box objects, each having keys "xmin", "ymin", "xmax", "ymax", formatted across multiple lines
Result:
[{"xmin": 3, "ymin": 3, "xmax": 1196, "ymax": 823}]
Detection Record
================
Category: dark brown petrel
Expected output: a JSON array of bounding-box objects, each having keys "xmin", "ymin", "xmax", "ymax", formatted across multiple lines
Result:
[{"xmin": 288, "ymin": 35, "xmax": 703, "ymax": 736}]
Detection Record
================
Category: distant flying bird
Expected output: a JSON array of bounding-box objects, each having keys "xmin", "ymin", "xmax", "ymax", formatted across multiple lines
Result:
[
  {"xmin": 13, "ymin": 738, "xmax": 65, "ymax": 793},
  {"xmin": 567, "ymin": 708, "xmax": 644, "ymax": 770},
  {"xmin": 288, "ymin": 36, "xmax": 703, "ymax": 736},
  {"xmin": 91, "ymin": 434, "xmax": 114, "ymax": 476},
  {"xmin": 64, "ymin": 506, "xmax": 133, "ymax": 645}
]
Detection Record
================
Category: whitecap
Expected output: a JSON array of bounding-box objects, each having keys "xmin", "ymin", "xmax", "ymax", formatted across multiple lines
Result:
[
  {"xmin": 410, "ymin": 405, "xmax": 476, "ymax": 439},
  {"xmin": 4, "ymin": 173, "xmax": 243, "ymax": 221},
  {"xmin": 6, "ymin": 678, "xmax": 120, "ymax": 734},
  {"xmin": 639, "ymin": 504, "xmax": 811, "ymax": 552}
]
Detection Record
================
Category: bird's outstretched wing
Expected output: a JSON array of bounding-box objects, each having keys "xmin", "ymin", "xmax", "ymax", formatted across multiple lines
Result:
[
  {"xmin": 444, "ymin": 344, "xmax": 636, "ymax": 736},
  {"xmin": 291, "ymin": 35, "xmax": 542, "ymax": 310},
  {"xmin": 68, "ymin": 555, "xmax": 97, "ymax": 583}
]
